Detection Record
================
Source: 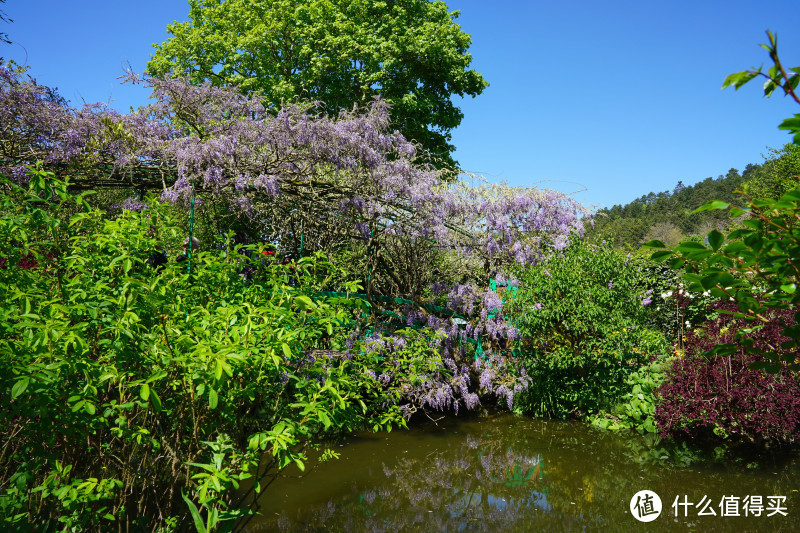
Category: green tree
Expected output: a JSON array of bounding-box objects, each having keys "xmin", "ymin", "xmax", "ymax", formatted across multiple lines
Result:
[
  {"xmin": 742, "ymin": 143, "xmax": 800, "ymax": 199},
  {"xmin": 147, "ymin": 0, "xmax": 488, "ymax": 167}
]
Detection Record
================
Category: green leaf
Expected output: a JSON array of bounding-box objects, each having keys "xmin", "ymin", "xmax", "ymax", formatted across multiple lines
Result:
[
  {"xmin": 778, "ymin": 114, "xmax": 800, "ymax": 134},
  {"xmin": 676, "ymin": 242, "xmax": 708, "ymax": 252},
  {"xmin": 780, "ymin": 188, "xmax": 800, "ymax": 202},
  {"xmin": 294, "ymin": 295, "xmax": 316, "ymax": 310},
  {"xmin": 707, "ymin": 230, "xmax": 723, "ymax": 251},
  {"xmin": 282, "ymin": 343, "xmax": 292, "ymax": 358},
  {"xmin": 650, "ymin": 250, "xmax": 672, "ymax": 261},
  {"xmin": 641, "ymin": 240, "xmax": 666, "ymax": 249},
  {"xmin": 150, "ymin": 390, "xmax": 162, "ymax": 412},
  {"xmin": 722, "ymin": 70, "xmax": 759, "ymax": 90},
  {"xmin": 11, "ymin": 377, "xmax": 30, "ymax": 399},
  {"xmin": 208, "ymin": 388, "xmax": 218, "ymax": 410},
  {"xmin": 146, "ymin": 370, "xmax": 168, "ymax": 383},
  {"xmin": 182, "ymin": 490, "xmax": 207, "ymax": 533},
  {"xmin": 140, "ymin": 384, "xmax": 150, "ymax": 402},
  {"xmin": 693, "ymin": 200, "xmax": 729, "ymax": 213},
  {"xmin": 706, "ymin": 344, "xmax": 737, "ymax": 357}
]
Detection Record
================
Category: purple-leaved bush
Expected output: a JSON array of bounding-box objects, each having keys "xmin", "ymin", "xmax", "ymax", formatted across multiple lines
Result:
[{"xmin": 655, "ymin": 300, "xmax": 800, "ymax": 445}]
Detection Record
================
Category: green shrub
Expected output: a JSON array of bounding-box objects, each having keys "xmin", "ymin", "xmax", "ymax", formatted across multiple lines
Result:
[
  {"xmin": 509, "ymin": 239, "xmax": 671, "ymax": 418},
  {"xmin": 0, "ymin": 168, "xmax": 407, "ymax": 531},
  {"xmin": 590, "ymin": 356, "xmax": 671, "ymax": 434}
]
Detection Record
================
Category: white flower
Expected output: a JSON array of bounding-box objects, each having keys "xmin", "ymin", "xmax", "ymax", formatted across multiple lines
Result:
[
  {"xmin": 661, "ymin": 291, "xmax": 672, "ymax": 299},
  {"xmin": 685, "ymin": 320, "xmax": 691, "ymax": 327}
]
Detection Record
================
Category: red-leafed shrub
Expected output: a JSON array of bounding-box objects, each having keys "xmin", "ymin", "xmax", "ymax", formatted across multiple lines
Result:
[{"xmin": 654, "ymin": 300, "xmax": 800, "ymax": 445}]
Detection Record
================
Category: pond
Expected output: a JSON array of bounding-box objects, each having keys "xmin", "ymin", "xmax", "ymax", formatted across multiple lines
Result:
[{"xmin": 241, "ymin": 412, "xmax": 799, "ymax": 532}]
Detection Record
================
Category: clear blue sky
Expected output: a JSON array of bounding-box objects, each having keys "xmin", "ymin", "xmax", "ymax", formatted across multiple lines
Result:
[{"xmin": 3, "ymin": 0, "xmax": 799, "ymax": 209}]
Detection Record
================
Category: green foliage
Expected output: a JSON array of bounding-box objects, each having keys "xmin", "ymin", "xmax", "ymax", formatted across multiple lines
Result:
[
  {"xmin": 742, "ymin": 143, "xmax": 800, "ymax": 200},
  {"xmin": 509, "ymin": 239, "xmax": 670, "ymax": 418},
  {"xmin": 0, "ymin": 166, "xmax": 408, "ymax": 530},
  {"xmin": 644, "ymin": 186, "xmax": 800, "ymax": 371},
  {"xmin": 147, "ymin": 0, "xmax": 488, "ymax": 167},
  {"xmin": 590, "ymin": 357, "xmax": 670, "ymax": 434}
]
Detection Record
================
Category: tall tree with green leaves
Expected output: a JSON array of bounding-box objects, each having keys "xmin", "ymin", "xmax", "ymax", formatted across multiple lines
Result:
[{"xmin": 147, "ymin": 0, "xmax": 488, "ymax": 167}]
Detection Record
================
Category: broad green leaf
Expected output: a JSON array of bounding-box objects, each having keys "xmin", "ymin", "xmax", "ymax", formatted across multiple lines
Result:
[
  {"xmin": 140, "ymin": 384, "xmax": 150, "ymax": 401},
  {"xmin": 707, "ymin": 230, "xmax": 723, "ymax": 251},
  {"xmin": 11, "ymin": 377, "xmax": 30, "ymax": 399},
  {"xmin": 208, "ymin": 388, "xmax": 218, "ymax": 409}
]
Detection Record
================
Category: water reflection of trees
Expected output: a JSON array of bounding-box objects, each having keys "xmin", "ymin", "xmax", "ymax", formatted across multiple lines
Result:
[{"xmin": 245, "ymin": 417, "xmax": 799, "ymax": 532}]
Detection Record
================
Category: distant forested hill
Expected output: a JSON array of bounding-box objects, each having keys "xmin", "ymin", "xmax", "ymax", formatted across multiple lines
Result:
[{"xmin": 587, "ymin": 143, "xmax": 800, "ymax": 249}]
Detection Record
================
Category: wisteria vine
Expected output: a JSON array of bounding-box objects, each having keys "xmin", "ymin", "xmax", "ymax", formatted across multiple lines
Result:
[{"xmin": 0, "ymin": 67, "xmax": 587, "ymax": 412}]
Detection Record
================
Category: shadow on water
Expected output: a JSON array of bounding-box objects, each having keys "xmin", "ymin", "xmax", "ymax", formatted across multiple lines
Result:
[{"xmin": 242, "ymin": 412, "xmax": 800, "ymax": 532}]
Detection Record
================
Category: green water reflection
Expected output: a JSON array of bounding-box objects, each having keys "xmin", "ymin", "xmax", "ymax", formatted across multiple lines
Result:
[{"xmin": 243, "ymin": 413, "xmax": 799, "ymax": 532}]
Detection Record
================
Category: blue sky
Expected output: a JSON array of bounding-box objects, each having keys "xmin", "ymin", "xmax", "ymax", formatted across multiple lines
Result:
[{"xmin": 2, "ymin": 0, "xmax": 799, "ymax": 209}]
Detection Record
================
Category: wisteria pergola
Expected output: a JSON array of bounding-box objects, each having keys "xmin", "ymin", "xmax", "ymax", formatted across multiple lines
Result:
[{"xmin": 1, "ymin": 68, "xmax": 588, "ymax": 354}]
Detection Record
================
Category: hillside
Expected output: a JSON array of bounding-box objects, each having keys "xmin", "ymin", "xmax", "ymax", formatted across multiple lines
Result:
[{"xmin": 587, "ymin": 164, "xmax": 762, "ymax": 248}]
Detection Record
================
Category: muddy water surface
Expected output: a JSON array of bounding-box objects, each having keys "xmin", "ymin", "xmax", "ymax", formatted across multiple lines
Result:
[{"xmin": 243, "ymin": 413, "xmax": 799, "ymax": 532}]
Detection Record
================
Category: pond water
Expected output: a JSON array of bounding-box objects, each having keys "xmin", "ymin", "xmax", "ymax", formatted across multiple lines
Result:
[{"xmin": 242, "ymin": 412, "xmax": 799, "ymax": 532}]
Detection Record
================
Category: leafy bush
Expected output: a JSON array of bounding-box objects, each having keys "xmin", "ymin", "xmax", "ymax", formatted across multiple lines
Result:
[
  {"xmin": 654, "ymin": 300, "xmax": 800, "ymax": 445},
  {"xmin": 509, "ymin": 239, "xmax": 670, "ymax": 418},
  {"xmin": 590, "ymin": 356, "xmax": 671, "ymax": 434},
  {"xmin": 0, "ymin": 168, "xmax": 409, "ymax": 530}
]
